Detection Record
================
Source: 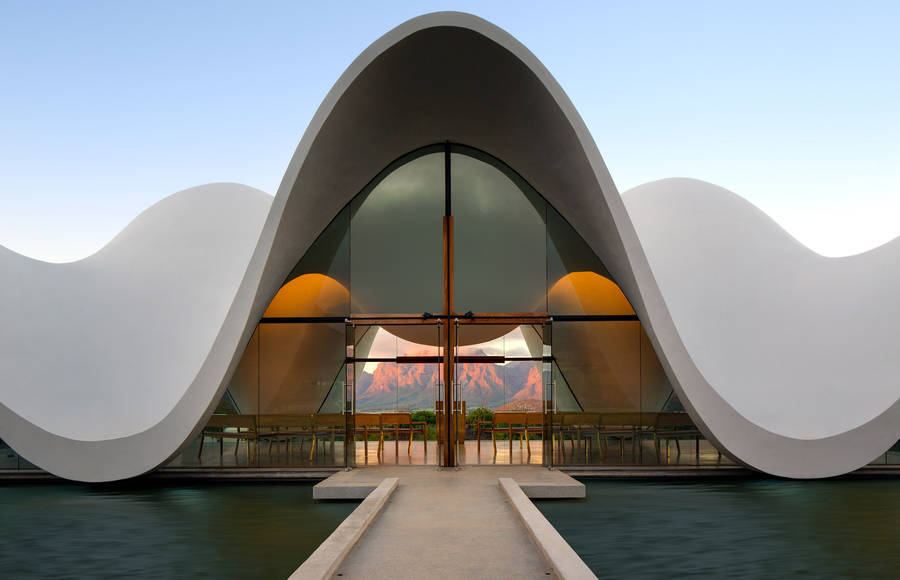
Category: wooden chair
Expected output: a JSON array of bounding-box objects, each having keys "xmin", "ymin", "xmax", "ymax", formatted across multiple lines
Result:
[
  {"xmin": 310, "ymin": 413, "xmax": 346, "ymax": 460},
  {"xmin": 198, "ymin": 414, "xmax": 257, "ymax": 464},
  {"xmin": 523, "ymin": 412, "xmax": 544, "ymax": 456},
  {"xmin": 354, "ymin": 413, "xmax": 383, "ymax": 457},
  {"xmin": 650, "ymin": 412, "xmax": 703, "ymax": 463},
  {"xmin": 379, "ymin": 412, "xmax": 427, "ymax": 455},
  {"xmin": 598, "ymin": 412, "xmax": 642, "ymax": 462},
  {"xmin": 552, "ymin": 413, "xmax": 601, "ymax": 461},
  {"xmin": 478, "ymin": 412, "xmax": 529, "ymax": 455},
  {"xmin": 257, "ymin": 414, "xmax": 316, "ymax": 461}
]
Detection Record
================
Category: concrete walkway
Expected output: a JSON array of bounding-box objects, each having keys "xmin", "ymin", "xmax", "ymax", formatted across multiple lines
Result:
[{"xmin": 326, "ymin": 466, "xmax": 578, "ymax": 579}]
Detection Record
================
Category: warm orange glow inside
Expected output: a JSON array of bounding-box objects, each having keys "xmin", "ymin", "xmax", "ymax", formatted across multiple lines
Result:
[
  {"xmin": 263, "ymin": 273, "xmax": 349, "ymax": 317},
  {"xmin": 547, "ymin": 271, "xmax": 635, "ymax": 315},
  {"xmin": 262, "ymin": 270, "xmax": 632, "ymax": 325}
]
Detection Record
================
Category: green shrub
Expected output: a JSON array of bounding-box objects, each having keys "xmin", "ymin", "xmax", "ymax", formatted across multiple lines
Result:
[
  {"xmin": 411, "ymin": 409, "xmax": 436, "ymax": 425},
  {"xmin": 466, "ymin": 407, "xmax": 493, "ymax": 428}
]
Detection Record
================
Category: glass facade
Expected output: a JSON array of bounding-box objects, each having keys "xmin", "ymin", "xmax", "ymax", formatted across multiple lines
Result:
[
  {"xmin": 350, "ymin": 149, "xmax": 444, "ymax": 315},
  {"xmin": 452, "ymin": 147, "xmax": 548, "ymax": 314},
  {"xmin": 160, "ymin": 143, "xmax": 727, "ymax": 470},
  {"xmin": 548, "ymin": 319, "xmax": 730, "ymax": 466},
  {"xmin": 0, "ymin": 438, "xmax": 37, "ymax": 470},
  {"xmin": 869, "ymin": 441, "xmax": 900, "ymax": 465},
  {"xmin": 165, "ymin": 322, "xmax": 350, "ymax": 469}
]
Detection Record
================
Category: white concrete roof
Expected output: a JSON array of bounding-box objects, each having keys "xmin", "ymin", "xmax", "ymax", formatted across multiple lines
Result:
[{"xmin": 0, "ymin": 12, "xmax": 897, "ymax": 480}]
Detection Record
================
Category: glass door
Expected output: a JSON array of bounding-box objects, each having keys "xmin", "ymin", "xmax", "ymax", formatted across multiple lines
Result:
[
  {"xmin": 451, "ymin": 317, "xmax": 551, "ymax": 466},
  {"xmin": 348, "ymin": 320, "xmax": 441, "ymax": 466},
  {"xmin": 344, "ymin": 144, "xmax": 556, "ymax": 468}
]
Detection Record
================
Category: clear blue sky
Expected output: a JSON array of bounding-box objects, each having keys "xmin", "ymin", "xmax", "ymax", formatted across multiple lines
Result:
[{"xmin": 1, "ymin": 1, "xmax": 898, "ymax": 261}]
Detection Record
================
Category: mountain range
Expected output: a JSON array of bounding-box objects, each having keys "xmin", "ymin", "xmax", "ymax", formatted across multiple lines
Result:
[{"xmin": 355, "ymin": 349, "xmax": 542, "ymax": 412}]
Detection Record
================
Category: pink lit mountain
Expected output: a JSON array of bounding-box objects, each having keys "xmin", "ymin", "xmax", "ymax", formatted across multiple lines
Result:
[{"xmin": 355, "ymin": 349, "xmax": 542, "ymax": 411}]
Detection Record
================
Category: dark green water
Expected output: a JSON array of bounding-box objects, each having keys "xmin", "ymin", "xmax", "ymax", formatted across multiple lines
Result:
[
  {"xmin": 0, "ymin": 482, "xmax": 355, "ymax": 579},
  {"xmin": 4, "ymin": 479, "xmax": 900, "ymax": 579},
  {"xmin": 537, "ymin": 478, "xmax": 900, "ymax": 579}
]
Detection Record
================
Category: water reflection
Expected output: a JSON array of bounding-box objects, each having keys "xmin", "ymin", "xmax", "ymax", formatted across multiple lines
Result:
[
  {"xmin": 537, "ymin": 479, "xmax": 900, "ymax": 578},
  {"xmin": 0, "ymin": 483, "xmax": 354, "ymax": 579}
]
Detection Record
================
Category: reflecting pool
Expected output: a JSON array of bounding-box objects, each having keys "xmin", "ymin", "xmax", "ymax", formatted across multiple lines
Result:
[
  {"xmin": 537, "ymin": 479, "xmax": 900, "ymax": 579},
  {"xmin": 0, "ymin": 483, "xmax": 355, "ymax": 579}
]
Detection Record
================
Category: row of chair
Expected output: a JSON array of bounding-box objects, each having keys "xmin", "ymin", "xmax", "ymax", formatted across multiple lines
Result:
[
  {"xmin": 198, "ymin": 413, "xmax": 346, "ymax": 463},
  {"xmin": 473, "ymin": 411, "xmax": 705, "ymax": 462},
  {"xmin": 196, "ymin": 411, "xmax": 707, "ymax": 464},
  {"xmin": 477, "ymin": 412, "xmax": 544, "ymax": 454},
  {"xmin": 197, "ymin": 412, "xmax": 429, "ymax": 463},
  {"xmin": 353, "ymin": 413, "xmax": 428, "ymax": 456},
  {"xmin": 551, "ymin": 412, "xmax": 705, "ymax": 462}
]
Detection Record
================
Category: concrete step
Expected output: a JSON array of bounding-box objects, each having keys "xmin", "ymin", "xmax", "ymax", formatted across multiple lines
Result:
[{"xmin": 314, "ymin": 465, "xmax": 584, "ymax": 500}]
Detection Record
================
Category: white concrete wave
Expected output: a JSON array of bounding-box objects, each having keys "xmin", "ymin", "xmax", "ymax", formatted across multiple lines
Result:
[
  {"xmin": 623, "ymin": 178, "xmax": 900, "ymax": 440},
  {"xmin": 0, "ymin": 184, "xmax": 271, "ymax": 440}
]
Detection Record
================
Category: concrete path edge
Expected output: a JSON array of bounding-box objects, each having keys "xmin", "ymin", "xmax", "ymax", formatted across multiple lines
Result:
[
  {"xmin": 499, "ymin": 477, "xmax": 597, "ymax": 580},
  {"xmin": 290, "ymin": 477, "xmax": 399, "ymax": 579}
]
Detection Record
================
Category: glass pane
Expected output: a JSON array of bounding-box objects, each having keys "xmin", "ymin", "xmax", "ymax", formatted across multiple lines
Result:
[
  {"xmin": 639, "ymin": 330, "xmax": 731, "ymax": 466},
  {"xmin": 647, "ymin": 391, "xmax": 732, "ymax": 466},
  {"xmin": 258, "ymin": 322, "xmax": 346, "ymax": 467},
  {"xmin": 500, "ymin": 360, "xmax": 544, "ymax": 412},
  {"xmin": 553, "ymin": 361, "xmax": 582, "ymax": 413},
  {"xmin": 547, "ymin": 206, "xmax": 609, "ymax": 282},
  {"xmin": 165, "ymin": 392, "xmax": 256, "ymax": 469},
  {"xmin": 353, "ymin": 356, "xmax": 440, "ymax": 466},
  {"xmin": 549, "ymin": 320, "xmax": 731, "ymax": 467},
  {"xmin": 548, "ymin": 271, "xmax": 635, "ymax": 316},
  {"xmin": 354, "ymin": 324, "xmax": 440, "ymax": 414},
  {"xmin": 165, "ymin": 327, "xmax": 262, "ymax": 469},
  {"xmin": 259, "ymin": 323, "xmax": 345, "ymax": 415},
  {"xmin": 554, "ymin": 321, "xmax": 641, "ymax": 412},
  {"xmin": 397, "ymin": 362, "xmax": 439, "ymax": 413},
  {"xmin": 455, "ymin": 325, "xmax": 543, "ymax": 358},
  {"xmin": 458, "ymin": 362, "xmax": 504, "ymax": 411},
  {"xmin": 353, "ymin": 322, "xmax": 441, "ymax": 467},
  {"xmin": 454, "ymin": 358, "xmax": 542, "ymax": 412},
  {"xmin": 357, "ymin": 325, "xmax": 441, "ymax": 359},
  {"xmin": 509, "ymin": 325, "xmax": 544, "ymax": 358},
  {"xmin": 452, "ymin": 147, "xmax": 547, "ymax": 313},
  {"xmin": 350, "ymin": 150, "xmax": 444, "ymax": 315},
  {"xmin": 640, "ymin": 325, "xmax": 672, "ymax": 413},
  {"xmin": 268, "ymin": 207, "xmax": 350, "ymax": 317},
  {"xmin": 356, "ymin": 362, "xmax": 397, "ymax": 412},
  {"xmin": 886, "ymin": 441, "xmax": 900, "ymax": 464},
  {"xmin": 358, "ymin": 326, "xmax": 396, "ymax": 359},
  {"xmin": 0, "ymin": 438, "xmax": 18, "ymax": 469},
  {"xmin": 548, "ymin": 207, "xmax": 630, "ymax": 315},
  {"xmin": 552, "ymin": 320, "xmax": 642, "ymax": 466},
  {"xmin": 227, "ymin": 327, "xmax": 260, "ymax": 416},
  {"xmin": 319, "ymin": 366, "xmax": 346, "ymax": 414},
  {"xmin": 456, "ymin": 325, "xmax": 511, "ymax": 357}
]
